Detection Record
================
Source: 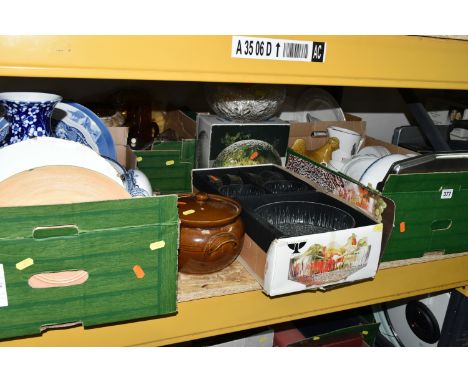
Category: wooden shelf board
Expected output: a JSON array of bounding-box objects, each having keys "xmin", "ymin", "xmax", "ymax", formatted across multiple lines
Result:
[{"xmin": 1, "ymin": 253, "xmax": 467, "ymax": 347}]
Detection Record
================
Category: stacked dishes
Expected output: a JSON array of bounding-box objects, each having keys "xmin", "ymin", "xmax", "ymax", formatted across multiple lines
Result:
[
  {"xmin": 0, "ymin": 92, "xmax": 152, "ymax": 198},
  {"xmin": 0, "ymin": 137, "xmax": 131, "ymax": 207}
]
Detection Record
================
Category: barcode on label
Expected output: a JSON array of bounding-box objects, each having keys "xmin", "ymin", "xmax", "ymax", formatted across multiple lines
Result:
[
  {"xmin": 232, "ymin": 36, "xmax": 326, "ymax": 63},
  {"xmin": 283, "ymin": 42, "xmax": 309, "ymax": 59}
]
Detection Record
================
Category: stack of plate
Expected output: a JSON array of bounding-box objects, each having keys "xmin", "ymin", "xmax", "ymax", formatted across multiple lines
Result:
[
  {"xmin": 51, "ymin": 102, "xmax": 117, "ymax": 160},
  {"xmin": 0, "ymin": 137, "xmax": 131, "ymax": 207}
]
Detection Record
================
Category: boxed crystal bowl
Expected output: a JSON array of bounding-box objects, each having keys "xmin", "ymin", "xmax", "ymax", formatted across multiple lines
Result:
[{"xmin": 192, "ymin": 164, "xmax": 395, "ymax": 296}]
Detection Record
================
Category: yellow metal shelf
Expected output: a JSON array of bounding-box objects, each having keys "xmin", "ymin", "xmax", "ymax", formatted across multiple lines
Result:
[
  {"xmin": 1, "ymin": 35, "xmax": 468, "ymax": 346},
  {"xmin": 1, "ymin": 35, "xmax": 468, "ymax": 89},
  {"xmin": 2, "ymin": 254, "xmax": 467, "ymax": 347}
]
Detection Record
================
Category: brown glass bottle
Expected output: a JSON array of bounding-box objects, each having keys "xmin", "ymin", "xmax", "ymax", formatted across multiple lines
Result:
[{"xmin": 113, "ymin": 90, "xmax": 154, "ymax": 149}]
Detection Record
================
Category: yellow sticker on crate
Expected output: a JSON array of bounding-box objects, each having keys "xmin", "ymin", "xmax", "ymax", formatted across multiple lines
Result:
[
  {"xmin": 16, "ymin": 258, "xmax": 34, "ymax": 270},
  {"xmin": 165, "ymin": 160, "xmax": 175, "ymax": 166},
  {"xmin": 150, "ymin": 240, "xmax": 166, "ymax": 251}
]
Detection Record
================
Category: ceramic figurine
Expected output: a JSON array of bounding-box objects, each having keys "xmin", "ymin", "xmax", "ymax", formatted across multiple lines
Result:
[{"xmin": 291, "ymin": 137, "xmax": 340, "ymax": 165}]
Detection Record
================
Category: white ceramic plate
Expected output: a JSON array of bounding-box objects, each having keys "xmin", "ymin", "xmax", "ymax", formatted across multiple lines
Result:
[
  {"xmin": 341, "ymin": 155, "xmax": 380, "ymax": 182},
  {"xmin": 280, "ymin": 87, "xmax": 346, "ymax": 122},
  {"xmin": 357, "ymin": 145, "xmax": 391, "ymax": 158},
  {"xmin": 359, "ymin": 154, "xmax": 408, "ymax": 189},
  {"xmin": 0, "ymin": 136, "xmax": 123, "ymax": 186}
]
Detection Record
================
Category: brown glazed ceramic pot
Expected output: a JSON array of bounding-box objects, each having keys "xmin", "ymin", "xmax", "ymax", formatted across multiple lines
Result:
[{"xmin": 178, "ymin": 192, "xmax": 245, "ymax": 274}]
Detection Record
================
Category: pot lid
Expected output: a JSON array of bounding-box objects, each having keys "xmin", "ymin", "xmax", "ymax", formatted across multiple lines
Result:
[{"xmin": 178, "ymin": 192, "xmax": 241, "ymax": 228}]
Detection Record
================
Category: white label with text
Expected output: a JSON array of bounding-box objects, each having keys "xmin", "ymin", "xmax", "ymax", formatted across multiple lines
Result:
[
  {"xmin": 232, "ymin": 36, "xmax": 326, "ymax": 63},
  {"xmin": 0, "ymin": 264, "xmax": 8, "ymax": 308},
  {"xmin": 441, "ymin": 189, "xmax": 454, "ymax": 199}
]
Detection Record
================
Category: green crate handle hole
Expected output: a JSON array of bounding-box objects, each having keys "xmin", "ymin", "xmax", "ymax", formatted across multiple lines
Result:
[
  {"xmin": 33, "ymin": 225, "xmax": 79, "ymax": 239},
  {"xmin": 431, "ymin": 219, "xmax": 452, "ymax": 231}
]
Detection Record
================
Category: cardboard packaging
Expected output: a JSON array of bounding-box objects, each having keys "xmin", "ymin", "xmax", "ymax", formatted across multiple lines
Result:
[
  {"xmin": 107, "ymin": 125, "xmax": 129, "ymax": 168},
  {"xmin": 129, "ymin": 110, "xmax": 197, "ymax": 194},
  {"xmin": 193, "ymin": 165, "xmax": 394, "ymax": 297},
  {"xmin": 286, "ymin": 120, "xmax": 468, "ymax": 262},
  {"xmin": 0, "ymin": 196, "xmax": 179, "ymax": 341},
  {"xmin": 196, "ymin": 114, "xmax": 290, "ymax": 168}
]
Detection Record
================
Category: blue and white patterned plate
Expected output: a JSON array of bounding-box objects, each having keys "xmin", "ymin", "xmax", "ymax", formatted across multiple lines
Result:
[
  {"xmin": 53, "ymin": 119, "xmax": 99, "ymax": 153},
  {"xmin": 52, "ymin": 102, "xmax": 116, "ymax": 160},
  {"xmin": 0, "ymin": 117, "xmax": 8, "ymax": 143}
]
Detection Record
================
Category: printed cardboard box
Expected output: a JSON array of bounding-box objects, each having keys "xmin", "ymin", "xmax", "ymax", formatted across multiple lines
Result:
[
  {"xmin": 0, "ymin": 196, "xmax": 179, "ymax": 341},
  {"xmin": 192, "ymin": 165, "xmax": 394, "ymax": 296},
  {"xmin": 286, "ymin": 120, "xmax": 468, "ymax": 262},
  {"xmin": 196, "ymin": 114, "xmax": 290, "ymax": 168},
  {"xmin": 107, "ymin": 125, "xmax": 129, "ymax": 167}
]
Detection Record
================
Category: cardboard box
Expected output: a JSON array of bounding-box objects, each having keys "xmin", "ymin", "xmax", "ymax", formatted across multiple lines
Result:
[
  {"xmin": 107, "ymin": 125, "xmax": 129, "ymax": 146},
  {"xmin": 286, "ymin": 120, "xmax": 468, "ymax": 262},
  {"xmin": 193, "ymin": 165, "xmax": 394, "ymax": 296},
  {"xmin": 127, "ymin": 110, "xmax": 197, "ymax": 194},
  {"xmin": 196, "ymin": 114, "xmax": 290, "ymax": 168},
  {"xmin": 0, "ymin": 196, "xmax": 179, "ymax": 341},
  {"xmin": 130, "ymin": 139, "xmax": 196, "ymax": 194},
  {"xmin": 106, "ymin": 126, "xmax": 130, "ymax": 168}
]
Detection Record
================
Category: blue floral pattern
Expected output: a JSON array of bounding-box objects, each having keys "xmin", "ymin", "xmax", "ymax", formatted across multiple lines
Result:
[
  {"xmin": 0, "ymin": 99, "xmax": 60, "ymax": 145},
  {"xmin": 54, "ymin": 121, "xmax": 94, "ymax": 151},
  {"xmin": 124, "ymin": 170, "xmax": 151, "ymax": 197},
  {"xmin": 0, "ymin": 117, "xmax": 8, "ymax": 144}
]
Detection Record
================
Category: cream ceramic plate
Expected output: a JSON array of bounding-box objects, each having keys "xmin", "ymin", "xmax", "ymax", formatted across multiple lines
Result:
[
  {"xmin": 0, "ymin": 136, "xmax": 122, "ymax": 186},
  {"xmin": 359, "ymin": 154, "xmax": 409, "ymax": 189},
  {"xmin": 0, "ymin": 165, "xmax": 131, "ymax": 207},
  {"xmin": 341, "ymin": 155, "xmax": 380, "ymax": 182}
]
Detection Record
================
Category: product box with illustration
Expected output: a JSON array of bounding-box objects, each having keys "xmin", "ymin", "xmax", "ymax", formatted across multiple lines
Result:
[
  {"xmin": 196, "ymin": 114, "xmax": 290, "ymax": 168},
  {"xmin": 129, "ymin": 110, "xmax": 197, "ymax": 194},
  {"xmin": 286, "ymin": 120, "xmax": 468, "ymax": 262},
  {"xmin": 192, "ymin": 164, "xmax": 394, "ymax": 296},
  {"xmin": 0, "ymin": 196, "xmax": 178, "ymax": 341}
]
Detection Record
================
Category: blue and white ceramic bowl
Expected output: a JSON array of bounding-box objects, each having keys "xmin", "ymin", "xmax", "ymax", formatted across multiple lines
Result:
[
  {"xmin": 125, "ymin": 169, "xmax": 152, "ymax": 197},
  {"xmin": 0, "ymin": 92, "xmax": 62, "ymax": 146},
  {"xmin": 102, "ymin": 157, "xmax": 152, "ymax": 198}
]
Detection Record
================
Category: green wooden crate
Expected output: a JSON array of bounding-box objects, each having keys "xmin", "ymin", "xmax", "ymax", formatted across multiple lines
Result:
[
  {"xmin": 134, "ymin": 139, "xmax": 196, "ymax": 194},
  {"xmin": 0, "ymin": 196, "xmax": 178, "ymax": 341},
  {"xmin": 381, "ymin": 172, "xmax": 468, "ymax": 261}
]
